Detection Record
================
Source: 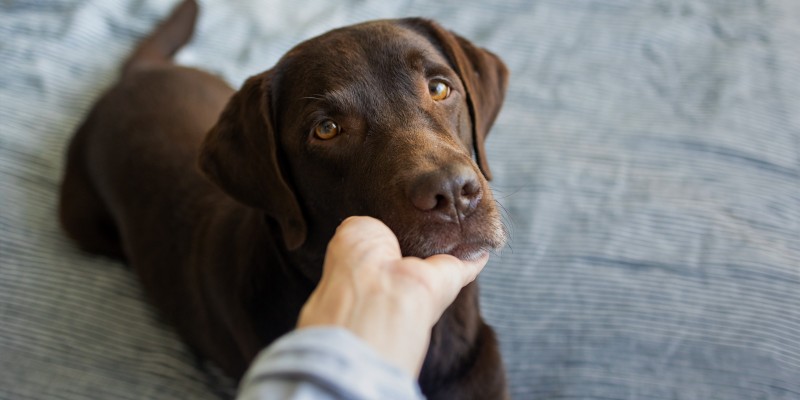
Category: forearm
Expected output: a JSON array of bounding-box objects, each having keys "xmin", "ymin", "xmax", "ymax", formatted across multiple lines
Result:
[{"xmin": 237, "ymin": 327, "xmax": 424, "ymax": 400}]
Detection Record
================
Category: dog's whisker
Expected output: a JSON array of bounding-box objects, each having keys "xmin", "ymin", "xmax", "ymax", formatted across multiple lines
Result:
[
  {"xmin": 494, "ymin": 200, "xmax": 515, "ymax": 240},
  {"xmin": 491, "ymin": 184, "xmax": 525, "ymax": 200}
]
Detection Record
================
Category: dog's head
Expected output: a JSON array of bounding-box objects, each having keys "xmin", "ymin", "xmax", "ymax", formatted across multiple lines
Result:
[{"xmin": 199, "ymin": 18, "xmax": 508, "ymax": 271}]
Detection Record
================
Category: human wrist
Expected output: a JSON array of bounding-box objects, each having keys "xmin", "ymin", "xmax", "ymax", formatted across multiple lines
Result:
[
  {"xmin": 299, "ymin": 290, "xmax": 435, "ymax": 376},
  {"xmin": 245, "ymin": 327, "xmax": 424, "ymax": 400},
  {"xmin": 351, "ymin": 300, "xmax": 434, "ymax": 376}
]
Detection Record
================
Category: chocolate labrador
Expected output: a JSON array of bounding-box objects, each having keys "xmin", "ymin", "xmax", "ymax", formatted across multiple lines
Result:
[{"xmin": 59, "ymin": 0, "xmax": 509, "ymax": 398}]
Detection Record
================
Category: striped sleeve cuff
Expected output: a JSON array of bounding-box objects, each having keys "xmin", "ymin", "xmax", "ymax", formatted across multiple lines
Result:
[{"xmin": 238, "ymin": 327, "xmax": 425, "ymax": 400}]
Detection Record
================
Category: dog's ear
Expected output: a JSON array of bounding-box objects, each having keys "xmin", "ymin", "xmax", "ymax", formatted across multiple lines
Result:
[
  {"xmin": 198, "ymin": 71, "xmax": 306, "ymax": 250},
  {"xmin": 405, "ymin": 19, "xmax": 509, "ymax": 180}
]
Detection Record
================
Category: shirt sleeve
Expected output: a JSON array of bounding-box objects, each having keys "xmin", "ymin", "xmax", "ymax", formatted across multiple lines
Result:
[{"xmin": 236, "ymin": 327, "xmax": 426, "ymax": 400}]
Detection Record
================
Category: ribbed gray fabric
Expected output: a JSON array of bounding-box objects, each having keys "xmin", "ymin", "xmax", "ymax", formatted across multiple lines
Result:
[{"xmin": 1, "ymin": 0, "xmax": 799, "ymax": 399}]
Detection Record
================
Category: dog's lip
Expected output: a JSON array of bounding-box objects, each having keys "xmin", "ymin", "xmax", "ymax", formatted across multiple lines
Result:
[
  {"xmin": 446, "ymin": 243, "xmax": 490, "ymax": 261},
  {"xmin": 401, "ymin": 241, "xmax": 491, "ymax": 261}
]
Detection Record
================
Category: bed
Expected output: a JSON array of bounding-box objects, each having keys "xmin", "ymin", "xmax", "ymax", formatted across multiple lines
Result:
[{"xmin": 2, "ymin": 0, "xmax": 799, "ymax": 398}]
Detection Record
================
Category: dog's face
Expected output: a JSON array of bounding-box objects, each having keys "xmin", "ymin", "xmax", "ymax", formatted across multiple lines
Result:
[{"xmin": 199, "ymin": 19, "xmax": 508, "ymax": 272}]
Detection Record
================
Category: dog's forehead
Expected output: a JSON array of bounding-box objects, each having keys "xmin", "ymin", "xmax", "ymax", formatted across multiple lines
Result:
[{"xmin": 276, "ymin": 21, "xmax": 451, "ymax": 98}]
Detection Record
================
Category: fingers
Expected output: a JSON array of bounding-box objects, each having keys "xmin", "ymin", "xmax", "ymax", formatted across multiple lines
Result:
[
  {"xmin": 420, "ymin": 252, "xmax": 488, "ymax": 293},
  {"xmin": 330, "ymin": 216, "xmax": 490, "ymax": 286},
  {"xmin": 324, "ymin": 216, "xmax": 402, "ymax": 274},
  {"xmin": 335, "ymin": 216, "xmax": 401, "ymax": 256},
  {"xmin": 336, "ymin": 216, "xmax": 394, "ymax": 240}
]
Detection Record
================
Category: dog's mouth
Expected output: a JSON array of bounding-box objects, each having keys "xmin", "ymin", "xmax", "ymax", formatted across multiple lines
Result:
[
  {"xmin": 400, "ymin": 240, "xmax": 495, "ymax": 262},
  {"xmin": 396, "ymin": 226, "xmax": 505, "ymax": 262},
  {"xmin": 440, "ymin": 242, "xmax": 491, "ymax": 261},
  {"xmin": 382, "ymin": 193, "xmax": 508, "ymax": 262}
]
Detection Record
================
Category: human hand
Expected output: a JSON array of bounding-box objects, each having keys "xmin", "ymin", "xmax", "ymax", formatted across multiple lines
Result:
[{"xmin": 296, "ymin": 216, "xmax": 488, "ymax": 377}]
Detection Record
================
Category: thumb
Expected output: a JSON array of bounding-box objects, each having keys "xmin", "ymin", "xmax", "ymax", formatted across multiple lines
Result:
[{"xmin": 425, "ymin": 252, "xmax": 488, "ymax": 287}]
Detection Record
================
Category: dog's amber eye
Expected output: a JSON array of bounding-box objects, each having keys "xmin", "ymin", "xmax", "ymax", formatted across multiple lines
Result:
[
  {"xmin": 429, "ymin": 80, "xmax": 450, "ymax": 101},
  {"xmin": 314, "ymin": 120, "xmax": 340, "ymax": 140}
]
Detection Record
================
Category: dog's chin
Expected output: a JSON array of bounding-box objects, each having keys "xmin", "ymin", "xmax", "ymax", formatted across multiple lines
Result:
[
  {"xmin": 402, "ymin": 240, "xmax": 494, "ymax": 261},
  {"xmin": 398, "ymin": 228, "xmax": 504, "ymax": 261},
  {"xmin": 388, "ymin": 206, "xmax": 507, "ymax": 262},
  {"xmin": 445, "ymin": 243, "xmax": 491, "ymax": 261}
]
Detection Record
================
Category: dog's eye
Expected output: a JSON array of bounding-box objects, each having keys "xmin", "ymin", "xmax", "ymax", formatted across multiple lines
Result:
[
  {"xmin": 314, "ymin": 120, "xmax": 340, "ymax": 140},
  {"xmin": 428, "ymin": 80, "xmax": 451, "ymax": 101}
]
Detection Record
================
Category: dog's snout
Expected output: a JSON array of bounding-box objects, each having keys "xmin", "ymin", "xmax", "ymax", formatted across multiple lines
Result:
[{"xmin": 408, "ymin": 164, "xmax": 483, "ymax": 221}]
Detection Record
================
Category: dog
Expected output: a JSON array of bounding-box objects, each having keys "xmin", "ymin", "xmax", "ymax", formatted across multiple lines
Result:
[{"xmin": 59, "ymin": 1, "xmax": 509, "ymax": 398}]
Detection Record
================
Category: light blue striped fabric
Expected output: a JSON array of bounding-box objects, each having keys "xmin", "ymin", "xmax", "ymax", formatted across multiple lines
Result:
[{"xmin": 2, "ymin": 0, "xmax": 799, "ymax": 399}]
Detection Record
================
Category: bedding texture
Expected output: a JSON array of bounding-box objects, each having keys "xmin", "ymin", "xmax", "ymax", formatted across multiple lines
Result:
[{"xmin": 1, "ymin": 0, "xmax": 799, "ymax": 399}]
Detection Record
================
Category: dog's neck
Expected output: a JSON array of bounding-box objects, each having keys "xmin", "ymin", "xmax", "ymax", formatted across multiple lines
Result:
[
  {"xmin": 283, "ymin": 215, "xmax": 487, "ymax": 386},
  {"xmin": 223, "ymin": 210, "xmax": 486, "ymax": 386},
  {"xmin": 199, "ymin": 207, "xmax": 317, "ymax": 364},
  {"xmin": 420, "ymin": 282, "xmax": 484, "ymax": 384}
]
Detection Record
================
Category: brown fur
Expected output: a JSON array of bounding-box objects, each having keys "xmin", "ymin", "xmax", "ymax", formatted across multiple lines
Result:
[{"xmin": 59, "ymin": 1, "xmax": 510, "ymax": 398}]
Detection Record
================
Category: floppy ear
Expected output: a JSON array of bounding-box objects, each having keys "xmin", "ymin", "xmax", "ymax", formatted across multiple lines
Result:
[
  {"xmin": 405, "ymin": 19, "xmax": 509, "ymax": 180},
  {"xmin": 198, "ymin": 71, "xmax": 307, "ymax": 250}
]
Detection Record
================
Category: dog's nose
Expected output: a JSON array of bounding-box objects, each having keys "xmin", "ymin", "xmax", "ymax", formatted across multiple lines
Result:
[{"xmin": 408, "ymin": 164, "xmax": 482, "ymax": 221}]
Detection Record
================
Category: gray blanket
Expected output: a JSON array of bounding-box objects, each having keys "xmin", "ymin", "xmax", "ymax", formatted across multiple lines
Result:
[{"xmin": 2, "ymin": 0, "xmax": 799, "ymax": 399}]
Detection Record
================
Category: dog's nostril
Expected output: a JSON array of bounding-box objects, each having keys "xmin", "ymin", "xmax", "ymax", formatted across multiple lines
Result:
[
  {"xmin": 462, "ymin": 179, "xmax": 481, "ymax": 198},
  {"xmin": 434, "ymin": 194, "xmax": 448, "ymax": 210},
  {"xmin": 457, "ymin": 179, "xmax": 482, "ymax": 215}
]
